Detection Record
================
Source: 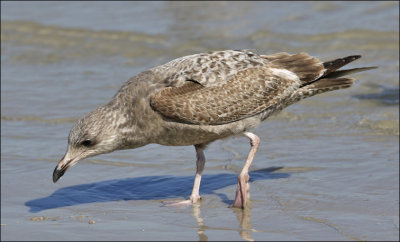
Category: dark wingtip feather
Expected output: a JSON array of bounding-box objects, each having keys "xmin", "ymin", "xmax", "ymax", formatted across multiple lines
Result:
[
  {"xmin": 324, "ymin": 66, "xmax": 377, "ymax": 78},
  {"xmin": 323, "ymin": 55, "xmax": 361, "ymax": 70}
]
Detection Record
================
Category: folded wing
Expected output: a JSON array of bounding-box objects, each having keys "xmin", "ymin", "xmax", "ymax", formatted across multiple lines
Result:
[{"xmin": 150, "ymin": 66, "xmax": 300, "ymax": 125}]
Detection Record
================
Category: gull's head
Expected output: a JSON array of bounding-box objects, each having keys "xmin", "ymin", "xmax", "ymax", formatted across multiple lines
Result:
[{"xmin": 52, "ymin": 107, "xmax": 122, "ymax": 183}]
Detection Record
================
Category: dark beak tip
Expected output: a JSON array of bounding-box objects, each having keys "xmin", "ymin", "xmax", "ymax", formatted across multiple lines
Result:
[
  {"xmin": 52, "ymin": 175, "xmax": 59, "ymax": 183},
  {"xmin": 52, "ymin": 166, "xmax": 64, "ymax": 183},
  {"xmin": 52, "ymin": 172, "xmax": 60, "ymax": 183}
]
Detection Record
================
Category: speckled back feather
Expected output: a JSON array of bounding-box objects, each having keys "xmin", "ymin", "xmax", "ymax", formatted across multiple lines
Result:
[{"xmin": 150, "ymin": 50, "xmax": 267, "ymax": 88}]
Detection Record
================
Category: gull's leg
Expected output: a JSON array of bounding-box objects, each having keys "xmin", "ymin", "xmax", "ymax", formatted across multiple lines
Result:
[
  {"xmin": 189, "ymin": 144, "xmax": 206, "ymax": 203},
  {"xmin": 163, "ymin": 144, "xmax": 206, "ymax": 206},
  {"xmin": 232, "ymin": 132, "xmax": 260, "ymax": 208}
]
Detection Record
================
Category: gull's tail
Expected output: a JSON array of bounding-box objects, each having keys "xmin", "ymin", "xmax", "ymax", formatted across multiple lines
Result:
[{"xmin": 295, "ymin": 55, "xmax": 377, "ymax": 98}]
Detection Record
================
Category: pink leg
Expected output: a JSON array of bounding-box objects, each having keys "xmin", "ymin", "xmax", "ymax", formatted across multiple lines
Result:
[
  {"xmin": 189, "ymin": 145, "xmax": 206, "ymax": 203},
  {"xmin": 163, "ymin": 145, "xmax": 206, "ymax": 206},
  {"xmin": 232, "ymin": 132, "xmax": 260, "ymax": 208}
]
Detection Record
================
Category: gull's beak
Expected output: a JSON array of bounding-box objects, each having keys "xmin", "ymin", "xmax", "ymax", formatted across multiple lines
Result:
[
  {"xmin": 52, "ymin": 163, "xmax": 66, "ymax": 183},
  {"xmin": 52, "ymin": 153, "xmax": 79, "ymax": 183}
]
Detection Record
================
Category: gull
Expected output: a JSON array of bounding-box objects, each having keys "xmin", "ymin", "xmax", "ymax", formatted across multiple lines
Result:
[{"xmin": 53, "ymin": 50, "xmax": 375, "ymax": 208}]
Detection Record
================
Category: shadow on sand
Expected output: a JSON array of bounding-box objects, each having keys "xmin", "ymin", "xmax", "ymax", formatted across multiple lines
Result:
[{"xmin": 25, "ymin": 167, "xmax": 289, "ymax": 213}]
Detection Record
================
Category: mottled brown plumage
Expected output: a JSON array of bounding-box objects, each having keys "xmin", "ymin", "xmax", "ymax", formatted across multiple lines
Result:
[{"xmin": 53, "ymin": 49, "xmax": 376, "ymax": 208}]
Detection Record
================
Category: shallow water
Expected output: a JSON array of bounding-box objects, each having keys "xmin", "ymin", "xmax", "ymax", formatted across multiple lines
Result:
[{"xmin": 1, "ymin": 1, "xmax": 399, "ymax": 241}]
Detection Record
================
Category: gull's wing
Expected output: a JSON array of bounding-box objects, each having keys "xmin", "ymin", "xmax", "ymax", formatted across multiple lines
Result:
[
  {"xmin": 150, "ymin": 66, "xmax": 300, "ymax": 125},
  {"xmin": 150, "ymin": 50, "xmax": 373, "ymax": 125}
]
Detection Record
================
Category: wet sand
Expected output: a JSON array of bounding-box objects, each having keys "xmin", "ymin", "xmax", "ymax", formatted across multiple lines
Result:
[{"xmin": 1, "ymin": 1, "xmax": 399, "ymax": 241}]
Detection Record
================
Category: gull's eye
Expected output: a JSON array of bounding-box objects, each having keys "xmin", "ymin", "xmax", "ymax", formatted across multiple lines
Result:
[{"xmin": 81, "ymin": 139, "xmax": 93, "ymax": 147}]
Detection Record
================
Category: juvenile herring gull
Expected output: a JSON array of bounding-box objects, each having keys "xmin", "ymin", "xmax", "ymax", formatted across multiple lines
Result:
[{"xmin": 53, "ymin": 50, "xmax": 375, "ymax": 208}]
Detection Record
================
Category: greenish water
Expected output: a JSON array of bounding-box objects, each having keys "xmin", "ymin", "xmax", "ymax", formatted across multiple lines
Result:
[{"xmin": 1, "ymin": 1, "xmax": 399, "ymax": 241}]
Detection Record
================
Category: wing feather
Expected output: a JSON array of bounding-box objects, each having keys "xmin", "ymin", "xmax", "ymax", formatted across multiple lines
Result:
[
  {"xmin": 150, "ymin": 67, "xmax": 299, "ymax": 125},
  {"xmin": 149, "ymin": 51, "xmax": 375, "ymax": 125}
]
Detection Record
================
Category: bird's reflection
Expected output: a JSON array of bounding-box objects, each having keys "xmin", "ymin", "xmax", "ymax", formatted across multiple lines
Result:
[
  {"xmin": 232, "ymin": 206, "xmax": 254, "ymax": 241},
  {"xmin": 191, "ymin": 202, "xmax": 254, "ymax": 241},
  {"xmin": 192, "ymin": 203, "xmax": 209, "ymax": 241}
]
